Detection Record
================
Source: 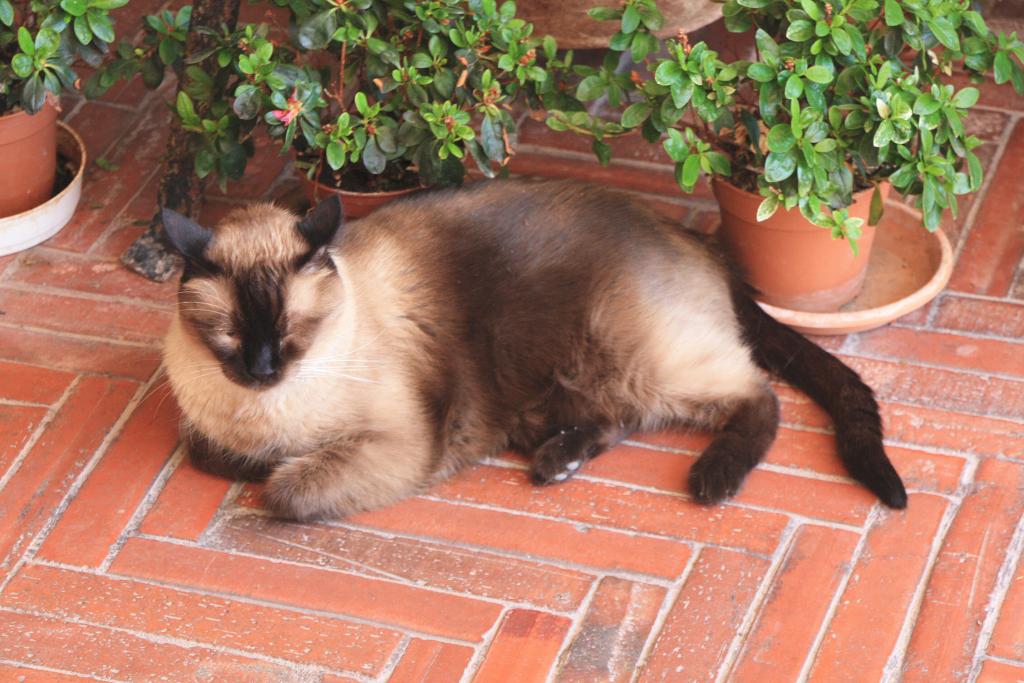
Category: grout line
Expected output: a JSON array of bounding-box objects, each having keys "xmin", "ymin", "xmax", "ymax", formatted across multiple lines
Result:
[
  {"xmin": 0, "ymin": 657, "xmax": 121, "ymax": 683},
  {"xmin": 0, "ymin": 372, "xmax": 157, "ymax": 593},
  {"xmin": 0, "ymin": 321, "xmax": 163, "ymax": 350},
  {"xmin": 32, "ymin": 555, "xmax": 484, "ymax": 651},
  {"xmin": 212, "ymin": 505, "xmax": 687, "ymax": 587},
  {"xmin": 715, "ymin": 521, "xmax": 802, "ymax": 682},
  {"xmin": 97, "ymin": 444, "xmax": 185, "ymax": 573},
  {"xmin": 460, "ymin": 606, "xmax": 510, "ymax": 683},
  {"xmin": 629, "ymin": 546, "xmax": 704, "ymax": 683},
  {"xmin": 890, "ymin": 318, "xmax": 1024, "ymax": 346},
  {"xmin": 374, "ymin": 635, "xmax": 411, "ymax": 683},
  {"xmin": 796, "ymin": 506, "xmax": 881, "ymax": 682},
  {"xmin": 0, "ymin": 376, "xmax": 81, "ymax": 494},
  {"xmin": 544, "ymin": 577, "xmax": 602, "ymax": 683},
  {"xmin": 967, "ymin": 492, "xmax": 1024, "ymax": 682},
  {"xmin": 0, "ymin": 605, "xmax": 327, "ymax": 682},
  {"xmin": 840, "ymin": 349, "xmax": 1024, "ymax": 386},
  {"xmin": 950, "ymin": 114, "xmax": 1021, "ymax": 264},
  {"xmin": 0, "ymin": 281, "xmax": 174, "ymax": 312},
  {"xmin": 882, "ymin": 457, "xmax": 975, "ymax": 681}
]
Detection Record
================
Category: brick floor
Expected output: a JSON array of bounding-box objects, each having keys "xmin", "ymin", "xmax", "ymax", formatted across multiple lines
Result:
[{"xmin": 1, "ymin": 21, "xmax": 1023, "ymax": 683}]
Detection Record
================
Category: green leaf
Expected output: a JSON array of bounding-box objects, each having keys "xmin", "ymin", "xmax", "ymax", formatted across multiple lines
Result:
[
  {"xmin": 0, "ymin": 0, "xmax": 13, "ymax": 27},
  {"xmin": 757, "ymin": 193, "xmax": 780, "ymax": 221},
  {"xmin": 831, "ymin": 25, "xmax": 852, "ymax": 54},
  {"xmin": 787, "ymin": 20, "xmax": 814, "ymax": 42},
  {"xmin": 952, "ymin": 87, "xmax": 980, "ymax": 109},
  {"xmin": 765, "ymin": 151, "xmax": 797, "ymax": 182},
  {"xmin": 804, "ymin": 65, "xmax": 832, "ymax": 84},
  {"xmin": 86, "ymin": 12, "xmax": 114, "ymax": 43},
  {"xmin": 814, "ymin": 138, "xmax": 837, "ymax": 152},
  {"xmin": 175, "ymin": 91, "xmax": 198, "ymax": 125},
  {"xmin": 362, "ymin": 138, "xmax": 386, "ymax": 175},
  {"xmin": 785, "ymin": 75, "xmax": 804, "ymax": 99},
  {"xmin": 621, "ymin": 4, "xmax": 640, "ymax": 33},
  {"xmin": 747, "ymin": 63, "xmax": 775, "ymax": 83},
  {"xmin": 18, "ymin": 27, "xmax": 35, "ymax": 55},
  {"xmin": 576, "ymin": 75, "xmax": 605, "ymax": 101},
  {"xmin": 884, "ymin": 0, "xmax": 904, "ymax": 27},
  {"xmin": 11, "ymin": 53, "xmax": 33, "ymax": 78},
  {"xmin": 22, "ymin": 74, "xmax": 46, "ymax": 114},
  {"xmin": 707, "ymin": 152, "xmax": 731, "ymax": 175},
  {"xmin": 621, "ymin": 101, "xmax": 652, "ymax": 128},
  {"xmin": 767, "ymin": 124, "xmax": 796, "ymax": 153},
  {"xmin": 663, "ymin": 129, "xmax": 689, "ymax": 162},
  {"xmin": 869, "ymin": 185, "xmax": 884, "ymax": 225},
  {"xmin": 994, "ymin": 51, "xmax": 1013, "ymax": 84},
  {"xmin": 62, "ymin": 0, "xmax": 89, "ymax": 15},
  {"xmin": 73, "ymin": 14, "xmax": 92, "ymax": 43},
  {"xmin": 636, "ymin": 2, "xmax": 664, "ymax": 30},
  {"xmin": 592, "ymin": 139, "xmax": 612, "ymax": 166},
  {"xmin": 587, "ymin": 6, "xmax": 620, "ymax": 21},
  {"xmin": 298, "ymin": 10, "xmax": 337, "ymax": 50},
  {"xmin": 755, "ymin": 29, "xmax": 780, "ymax": 63},
  {"xmin": 326, "ymin": 141, "xmax": 344, "ymax": 170},
  {"xmin": 873, "ymin": 119, "xmax": 894, "ymax": 147},
  {"xmin": 928, "ymin": 18, "xmax": 960, "ymax": 51},
  {"xmin": 800, "ymin": 0, "xmax": 822, "ymax": 21},
  {"xmin": 681, "ymin": 154, "xmax": 701, "ymax": 188},
  {"xmin": 654, "ymin": 60, "xmax": 683, "ymax": 86},
  {"xmin": 967, "ymin": 151, "xmax": 983, "ymax": 190},
  {"xmin": 913, "ymin": 93, "xmax": 941, "ymax": 115}
]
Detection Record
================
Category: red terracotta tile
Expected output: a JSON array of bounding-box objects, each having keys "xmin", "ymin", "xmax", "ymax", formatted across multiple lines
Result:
[
  {"xmin": 852, "ymin": 326, "xmax": 1024, "ymax": 378},
  {"xmin": 949, "ymin": 120, "xmax": 1024, "ymax": 297},
  {"xmin": 389, "ymin": 638, "xmax": 475, "ymax": 683},
  {"xmin": 905, "ymin": 460, "xmax": 1024, "ymax": 680},
  {"xmin": 39, "ymin": 384, "xmax": 179, "ymax": 566},
  {"xmin": 881, "ymin": 403, "xmax": 1024, "ymax": 460},
  {"xmin": 731, "ymin": 525, "xmax": 860, "ymax": 681},
  {"xmin": 0, "ymin": 664, "xmax": 90, "ymax": 681},
  {"xmin": 582, "ymin": 442, "xmax": 877, "ymax": 525},
  {"xmin": 638, "ymin": 547, "xmax": 770, "ymax": 681},
  {"xmin": 138, "ymin": 457, "xmax": 230, "ymax": 541},
  {"xmin": 933, "ymin": 295, "xmax": 1024, "ymax": 340},
  {"xmin": 111, "ymin": 537, "xmax": 504, "ymax": 642},
  {"xmin": 0, "ymin": 326, "xmax": 161, "ymax": 380},
  {"xmin": 842, "ymin": 355, "xmax": 1024, "ymax": 422},
  {"xmin": 0, "ymin": 360, "xmax": 75, "ymax": 404},
  {"xmin": 473, "ymin": 609, "xmax": 572, "ymax": 683},
  {"xmin": 807, "ymin": 494, "xmax": 949, "ymax": 681},
  {"xmin": 3, "ymin": 563, "xmax": 401, "ymax": 675},
  {"xmin": 345, "ymin": 495, "xmax": 692, "ymax": 579},
  {"xmin": 0, "ymin": 609, "xmax": 296, "ymax": 681},
  {"xmin": 213, "ymin": 512, "xmax": 595, "ymax": 612},
  {"xmin": 557, "ymin": 577, "xmax": 665, "ymax": 682},
  {"xmin": 0, "ymin": 404, "xmax": 46, "ymax": 479},
  {"xmin": 426, "ymin": 465, "xmax": 789, "ymax": 555},
  {"xmin": 636, "ymin": 425, "xmax": 965, "ymax": 496},
  {"xmin": 978, "ymin": 659, "xmax": 1024, "ymax": 682},
  {"xmin": 63, "ymin": 101, "xmax": 137, "ymax": 163},
  {"xmin": 10, "ymin": 248, "xmax": 177, "ymax": 304},
  {"xmin": 0, "ymin": 377, "xmax": 136, "ymax": 572},
  {"xmin": 0, "ymin": 288, "xmax": 171, "ymax": 343}
]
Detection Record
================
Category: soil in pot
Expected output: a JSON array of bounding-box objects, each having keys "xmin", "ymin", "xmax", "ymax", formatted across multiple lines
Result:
[
  {"xmin": 713, "ymin": 179, "xmax": 888, "ymax": 313},
  {"xmin": 0, "ymin": 100, "xmax": 59, "ymax": 217},
  {"xmin": 300, "ymin": 158, "xmax": 423, "ymax": 218}
]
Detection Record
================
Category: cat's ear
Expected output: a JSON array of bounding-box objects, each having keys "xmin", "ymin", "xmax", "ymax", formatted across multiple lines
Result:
[
  {"xmin": 297, "ymin": 195, "xmax": 344, "ymax": 249},
  {"xmin": 161, "ymin": 207, "xmax": 214, "ymax": 262}
]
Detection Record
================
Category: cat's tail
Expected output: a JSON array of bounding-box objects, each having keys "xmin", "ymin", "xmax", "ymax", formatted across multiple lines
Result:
[{"xmin": 731, "ymin": 287, "xmax": 908, "ymax": 509}]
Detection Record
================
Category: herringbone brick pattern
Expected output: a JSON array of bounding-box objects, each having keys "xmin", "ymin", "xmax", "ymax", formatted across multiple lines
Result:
[{"xmin": 1, "ymin": 7, "xmax": 1023, "ymax": 681}]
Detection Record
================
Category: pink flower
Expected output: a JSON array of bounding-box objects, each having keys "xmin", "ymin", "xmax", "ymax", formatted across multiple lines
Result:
[{"xmin": 271, "ymin": 90, "xmax": 302, "ymax": 126}]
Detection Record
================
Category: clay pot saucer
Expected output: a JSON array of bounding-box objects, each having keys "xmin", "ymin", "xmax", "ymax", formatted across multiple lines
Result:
[{"xmin": 758, "ymin": 201, "xmax": 953, "ymax": 336}]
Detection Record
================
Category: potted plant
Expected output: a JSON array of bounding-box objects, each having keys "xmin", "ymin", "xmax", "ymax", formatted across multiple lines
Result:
[
  {"xmin": 92, "ymin": 0, "xmax": 577, "ymax": 217},
  {"xmin": 548, "ymin": 0, "xmax": 1024, "ymax": 311},
  {"xmin": 0, "ymin": 0, "xmax": 123, "ymax": 252}
]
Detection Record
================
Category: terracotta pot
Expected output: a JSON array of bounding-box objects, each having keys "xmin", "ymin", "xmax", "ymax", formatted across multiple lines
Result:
[
  {"xmin": 517, "ymin": 0, "xmax": 721, "ymax": 49},
  {"xmin": 714, "ymin": 179, "xmax": 889, "ymax": 312},
  {"xmin": 0, "ymin": 99, "xmax": 59, "ymax": 217},
  {"xmin": 300, "ymin": 173, "xmax": 422, "ymax": 219},
  {"xmin": 0, "ymin": 123, "xmax": 85, "ymax": 255}
]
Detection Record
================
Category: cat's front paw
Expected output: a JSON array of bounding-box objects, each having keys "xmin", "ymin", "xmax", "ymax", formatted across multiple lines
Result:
[
  {"xmin": 263, "ymin": 455, "xmax": 341, "ymax": 522},
  {"xmin": 687, "ymin": 443, "xmax": 751, "ymax": 505}
]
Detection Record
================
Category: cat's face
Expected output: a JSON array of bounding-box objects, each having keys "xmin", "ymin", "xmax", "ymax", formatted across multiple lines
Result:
[{"xmin": 163, "ymin": 197, "xmax": 344, "ymax": 390}]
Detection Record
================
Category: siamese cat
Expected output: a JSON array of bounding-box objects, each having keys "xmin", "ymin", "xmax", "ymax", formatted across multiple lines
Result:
[{"xmin": 162, "ymin": 179, "xmax": 907, "ymax": 521}]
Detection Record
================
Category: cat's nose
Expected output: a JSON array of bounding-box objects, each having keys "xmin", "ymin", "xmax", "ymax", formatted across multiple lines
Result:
[{"xmin": 248, "ymin": 344, "xmax": 277, "ymax": 381}]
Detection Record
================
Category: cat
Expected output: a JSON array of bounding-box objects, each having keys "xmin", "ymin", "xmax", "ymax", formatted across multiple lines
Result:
[{"xmin": 161, "ymin": 178, "xmax": 907, "ymax": 521}]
